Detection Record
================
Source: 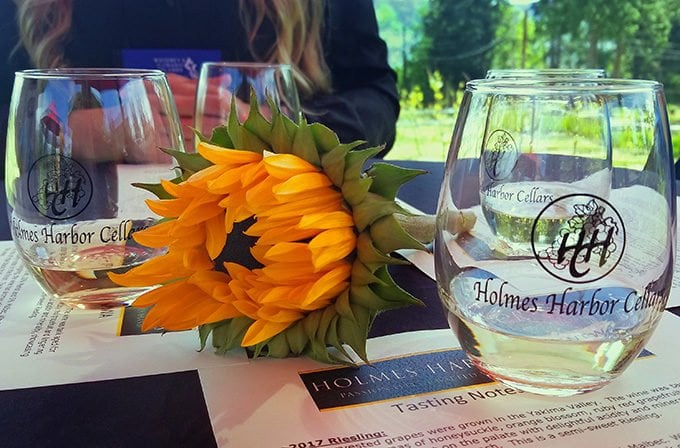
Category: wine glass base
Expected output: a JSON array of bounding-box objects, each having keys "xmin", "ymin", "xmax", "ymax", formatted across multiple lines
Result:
[
  {"xmin": 473, "ymin": 361, "xmax": 613, "ymax": 397},
  {"xmin": 56, "ymin": 287, "xmax": 152, "ymax": 310}
]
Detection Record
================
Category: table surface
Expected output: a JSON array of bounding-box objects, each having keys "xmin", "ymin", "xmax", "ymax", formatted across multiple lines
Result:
[{"xmin": 2, "ymin": 160, "xmax": 680, "ymax": 447}]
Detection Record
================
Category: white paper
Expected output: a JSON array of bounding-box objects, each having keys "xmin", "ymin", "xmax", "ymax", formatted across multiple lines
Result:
[
  {"xmin": 0, "ymin": 241, "xmax": 246, "ymax": 390},
  {"xmin": 201, "ymin": 314, "xmax": 680, "ymax": 447}
]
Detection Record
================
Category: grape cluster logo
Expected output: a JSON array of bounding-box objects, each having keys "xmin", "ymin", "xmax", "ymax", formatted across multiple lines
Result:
[
  {"xmin": 28, "ymin": 154, "xmax": 93, "ymax": 220},
  {"xmin": 482, "ymin": 129, "xmax": 518, "ymax": 181},
  {"xmin": 532, "ymin": 194, "xmax": 625, "ymax": 284}
]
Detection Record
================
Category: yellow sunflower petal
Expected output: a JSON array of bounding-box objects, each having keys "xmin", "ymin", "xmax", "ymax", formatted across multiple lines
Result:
[
  {"xmin": 198, "ymin": 143, "xmax": 262, "ymax": 164},
  {"xmin": 299, "ymin": 211, "xmax": 354, "ymax": 230},
  {"xmin": 224, "ymin": 262, "xmax": 255, "ymax": 280},
  {"xmin": 177, "ymin": 197, "xmax": 223, "ymax": 227},
  {"xmin": 219, "ymin": 189, "xmax": 253, "ymax": 222},
  {"xmin": 244, "ymin": 177, "xmax": 281, "ymax": 207},
  {"xmin": 272, "ymin": 172, "xmax": 332, "ymax": 196},
  {"xmin": 109, "ymin": 251, "xmax": 193, "ymax": 286},
  {"xmin": 131, "ymin": 219, "xmax": 176, "ymax": 248},
  {"xmin": 245, "ymin": 216, "xmax": 302, "ymax": 236},
  {"xmin": 270, "ymin": 186, "xmax": 342, "ymax": 204},
  {"xmin": 256, "ymin": 226, "xmax": 319, "ymax": 245},
  {"xmin": 169, "ymin": 225, "xmax": 207, "ymax": 249},
  {"xmin": 188, "ymin": 270, "xmax": 232, "ymax": 295},
  {"xmin": 241, "ymin": 319, "xmax": 294, "ymax": 347},
  {"xmin": 202, "ymin": 303, "xmax": 242, "ymax": 324},
  {"xmin": 254, "ymin": 191, "xmax": 343, "ymax": 218},
  {"xmin": 260, "ymin": 262, "xmax": 322, "ymax": 283},
  {"xmin": 303, "ymin": 264, "xmax": 352, "ymax": 307},
  {"xmin": 228, "ymin": 278, "xmax": 252, "ymax": 303},
  {"xmin": 250, "ymin": 244, "xmax": 270, "ymax": 265},
  {"xmin": 159, "ymin": 178, "xmax": 206, "ymax": 199},
  {"xmin": 309, "ymin": 228, "xmax": 356, "ymax": 249},
  {"xmin": 263, "ymin": 153, "xmax": 319, "ymax": 179},
  {"xmin": 232, "ymin": 299, "xmax": 259, "ymax": 319},
  {"xmin": 188, "ymin": 300, "xmax": 235, "ymax": 326},
  {"xmin": 133, "ymin": 281, "xmax": 184, "ymax": 307},
  {"xmin": 186, "ymin": 164, "xmax": 230, "ymax": 187},
  {"xmin": 241, "ymin": 161, "xmax": 268, "ymax": 187},
  {"xmin": 139, "ymin": 281, "xmax": 198, "ymax": 331},
  {"xmin": 309, "ymin": 240, "xmax": 355, "ymax": 269},
  {"xmin": 205, "ymin": 214, "xmax": 227, "ymax": 259},
  {"xmin": 256, "ymin": 306, "xmax": 304, "ymax": 323},
  {"xmin": 262, "ymin": 242, "xmax": 311, "ymax": 263},
  {"xmin": 182, "ymin": 247, "xmax": 214, "ymax": 271},
  {"xmin": 258, "ymin": 286, "xmax": 297, "ymax": 304},
  {"xmin": 207, "ymin": 163, "xmax": 257, "ymax": 192},
  {"xmin": 144, "ymin": 281, "xmax": 232, "ymax": 331},
  {"xmin": 145, "ymin": 197, "xmax": 190, "ymax": 218}
]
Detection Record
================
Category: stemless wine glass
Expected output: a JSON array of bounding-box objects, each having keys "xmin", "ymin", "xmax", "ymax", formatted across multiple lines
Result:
[
  {"xmin": 435, "ymin": 78, "xmax": 675, "ymax": 396},
  {"xmin": 194, "ymin": 62, "xmax": 301, "ymax": 142},
  {"xmin": 5, "ymin": 68, "xmax": 184, "ymax": 309}
]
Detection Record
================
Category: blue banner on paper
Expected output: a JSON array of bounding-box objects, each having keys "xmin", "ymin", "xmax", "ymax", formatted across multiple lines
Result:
[
  {"xmin": 299, "ymin": 347, "xmax": 656, "ymax": 411},
  {"xmin": 299, "ymin": 349, "xmax": 494, "ymax": 410},
  {"xmin": 121, "ymin": 48, "xmax": 220, "ymax": 79}
]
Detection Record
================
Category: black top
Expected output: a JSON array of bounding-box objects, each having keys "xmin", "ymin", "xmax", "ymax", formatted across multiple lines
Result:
[{"xmin": 0, "ymin": 0, "xmax": 399, "ymax": 175}]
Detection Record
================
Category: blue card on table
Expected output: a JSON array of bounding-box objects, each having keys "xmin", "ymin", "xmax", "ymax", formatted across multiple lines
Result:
[{"xmin": 121, "ymin": 48, "xmax": 221, "ymax": 79}]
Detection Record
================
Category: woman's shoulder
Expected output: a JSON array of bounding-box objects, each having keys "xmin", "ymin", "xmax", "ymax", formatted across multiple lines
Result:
[
  {"xmin": 323, "ymin": 0, "xmax": 389, "ymax": 67},
  {"xmin": 326, "ymin": 0, "xmax": 380, "ymax": 27}
]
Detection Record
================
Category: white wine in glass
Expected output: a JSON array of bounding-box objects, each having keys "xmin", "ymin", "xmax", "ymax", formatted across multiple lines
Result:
[
  {"xmin": 6, "ymin": 68, "xmax": 184, "ymax": 309},
  {"xmin": 435, "ymin": 78, "xmax": 675, "ymax": 396}
]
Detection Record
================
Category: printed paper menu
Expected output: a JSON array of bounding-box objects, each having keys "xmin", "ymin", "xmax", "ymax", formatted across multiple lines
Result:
[{"xmin": 202, "ymin": 316, "xmax": 680, "ymax": 448}]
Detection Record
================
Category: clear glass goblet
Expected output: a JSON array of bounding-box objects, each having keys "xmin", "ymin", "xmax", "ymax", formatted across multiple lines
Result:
[
  {"xmin": 5, "ymin": 68, "xmax": 184, "ymax": 309},
  {"xmin": 435, "ymin": 78, "xmax": 675, "ymax": 396},
  {"xmin": 193, "ymin": 62, "xmax": 301, "ymax": 142}
]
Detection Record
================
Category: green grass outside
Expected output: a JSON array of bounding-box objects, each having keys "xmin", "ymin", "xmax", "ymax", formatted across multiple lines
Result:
[
  {"xmin": 387, "ymin": 104, "xmax": 680, "ymax": 165},
  {"xmin": 385, "ymin": 108, "xmax": 456, "ymax": 162}
]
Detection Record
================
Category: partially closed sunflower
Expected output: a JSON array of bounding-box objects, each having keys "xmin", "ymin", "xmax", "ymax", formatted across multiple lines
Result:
[{"xmin": 110, "ymin": 94, "xmax": 427, "ymax": 364}]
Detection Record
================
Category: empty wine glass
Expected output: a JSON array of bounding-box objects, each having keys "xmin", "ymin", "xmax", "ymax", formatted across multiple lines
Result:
[
  {"xmin": 193, "ymin": 62, "xmax": 301, "ymax": 142},
  {"xmin": 5, "ymin": 68, "xmax": 184, "ymax": 309},
  {"xmin": 435, "ymin": 78, "xmax": 675, "ymax": 396}
]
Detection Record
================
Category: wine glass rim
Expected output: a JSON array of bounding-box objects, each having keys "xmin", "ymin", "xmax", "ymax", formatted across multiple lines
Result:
[
  {"xmin": 16, "ymin": 68, "xmax": 167, "ymax": 80},
  {"xmin": 468, "ymin": 77, "xmax": 662, "ymax": 93},
  {"xmin": 200, "ymin": 61, "xmax": 293, "ymax": 70},
  {"xmin": 486, "ymin": 68, "xmax": 606, "ymax": 78}
]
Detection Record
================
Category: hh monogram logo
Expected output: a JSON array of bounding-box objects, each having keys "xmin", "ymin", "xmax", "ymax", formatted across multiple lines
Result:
[
  {"xmin": 483, "ymin": 129, "xmax": 518, "ymax": 181},
  {"xmin": 28, "ymin": 155, "xmax": 93, "ymax": 220},
  {"xmin": 557, "ymin": 225, "xmax": 615, "ymax": 278},
  {"xmin": 533, "ymin": 194, "xmax": 625, "ymax": 284}
]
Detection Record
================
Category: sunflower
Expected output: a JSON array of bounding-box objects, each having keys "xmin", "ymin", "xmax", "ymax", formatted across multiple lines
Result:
[{"xmin": 110, "ymin": 94, "xmax": 428, "ymax": 364}]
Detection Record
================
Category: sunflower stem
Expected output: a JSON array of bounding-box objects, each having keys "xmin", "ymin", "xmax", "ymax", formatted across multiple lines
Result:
[{"xmin": 394, "ymin": 210, "xmax": 476, "ymax": 244}]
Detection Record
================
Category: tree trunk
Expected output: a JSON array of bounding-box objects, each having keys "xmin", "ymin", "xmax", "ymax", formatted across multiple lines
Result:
[
  {"xmin": 588, "ymin": 28, "xmax": 598, "ymax": 67},
  {"xmin": 612, "ymin": 41, "xmax": 623, "ymax": 77},
  {"xmin": 548, "ymin": 34, "xmax": 562, "ymax": 67}
]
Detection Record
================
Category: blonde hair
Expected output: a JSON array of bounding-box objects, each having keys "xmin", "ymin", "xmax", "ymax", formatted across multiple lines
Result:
[
  {"xmin": 239, "ymin": 0, "xmax": 330, "ymax": 97},
  {"xmin": 15, "ymin": 0, "xmax": 331, "ymax": 97},
  {"xmin": 15, "ymin": 0, "xmax": 72, "ymax": 69}
]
